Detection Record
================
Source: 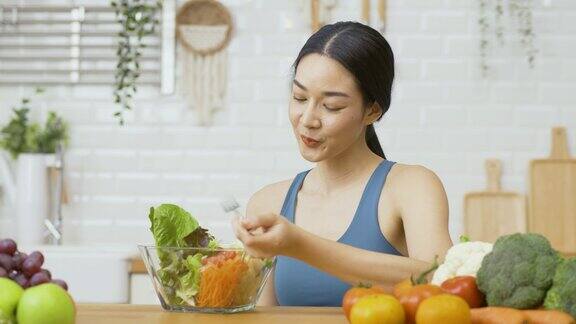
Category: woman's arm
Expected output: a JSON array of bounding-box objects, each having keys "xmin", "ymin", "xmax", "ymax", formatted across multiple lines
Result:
[
  {"xmin": 235, "ymin": 214, "xmax": 431, "ymax": 292},
  {"xmin": 245, "ymin": 181, "xmax": 292, "ymax": 306},
  {"xmin": 288, "ymin": 228, "xmax": 431, "ymax": 291},
  {"xmin": 393, "ymin": 165, "xmax": 453, "ymax": 262},
  {"xmin": 234, "ymin": 165, "xmax": 452, "ymax": 292}
]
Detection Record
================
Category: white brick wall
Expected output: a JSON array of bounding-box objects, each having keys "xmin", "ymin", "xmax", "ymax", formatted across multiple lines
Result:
[{"xmin": 0, "ymin": 0, "xmax": 575, "ymax": 246}]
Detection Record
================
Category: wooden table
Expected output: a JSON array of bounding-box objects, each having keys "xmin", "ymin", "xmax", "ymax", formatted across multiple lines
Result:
[{"xmin": 77, "ymin": 304, "xmax": 348, "ymax": 324}]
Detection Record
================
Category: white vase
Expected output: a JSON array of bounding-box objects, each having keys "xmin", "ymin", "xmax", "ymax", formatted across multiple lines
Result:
[{"xmin": 15, "ymin": 153, "xmax": 54, "ymax": 245}]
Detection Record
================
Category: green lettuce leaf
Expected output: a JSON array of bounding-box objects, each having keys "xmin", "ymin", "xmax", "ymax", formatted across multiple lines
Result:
[
  {"xmin": 208, "ymin": 239, "xmax": 219, "ymax": 250},
  {"xmin": 175, "ymin": 253, "xmax": 203, "ymax": 303},
  {"xmin": 148, "ymin": 204, "xmax": 199, "ymax": 247},
  {"xmin": 148, "ymin": 203, "xmax": 222, "ymax": 306}
]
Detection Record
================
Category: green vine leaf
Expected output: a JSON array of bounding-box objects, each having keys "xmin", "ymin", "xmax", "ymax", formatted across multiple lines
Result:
[
  {"xmin": 478, "ymin": 0, "xmax": 537, "ymax": 78},
  {"xmin": 479, "ymin": 0, "xmax": 490, "ymax": 77},
  {"xmin": 111, "ymin": 0, "xmax": 162, "ymax": 125}
]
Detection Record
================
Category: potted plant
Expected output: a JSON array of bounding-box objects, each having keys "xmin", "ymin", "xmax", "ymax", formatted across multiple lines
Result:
[{"xmin": 0, "ymin": 89, "xmax": 69, "ymax": 245}]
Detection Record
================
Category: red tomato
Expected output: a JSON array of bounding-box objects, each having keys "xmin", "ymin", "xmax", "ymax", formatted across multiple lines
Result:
[
  {"xmin": 397, "ymin": 284, "xmax": 444, "ymax": 324},
  {"xmin": 201, "ymin": 251, "xmax": 237, "ymax": 266},
  {"xmin": 393, "ymin": 278, "xmax": 413, "ymax": 298},
  {"xmin": 440, "ymin": 276, "xmax": 486, "ymax": 308},
  {"xmin": 391, "ymin": 259, "xmax": 444, "ymax": 324},
  {"xmin": 342, "ymin": 285, "xmax": 387, "ymax": 321}
]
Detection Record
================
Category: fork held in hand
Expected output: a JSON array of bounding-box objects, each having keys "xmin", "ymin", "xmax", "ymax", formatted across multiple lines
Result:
[
  {"xmin": 220, "ymin": 196, "xmax": 266, "ymax": 261},
  {"xmin": 220, "ymin": 196, "xmax": 264, "ymax": 236}
]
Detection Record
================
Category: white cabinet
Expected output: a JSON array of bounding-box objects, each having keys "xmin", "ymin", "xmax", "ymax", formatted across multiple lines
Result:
[
  {"xmin": 129, "ymin": 274, "xmax": 160, "ymax": 305},
  {"xmin": 22, "ymin": 245, "xmax": 133, "ymax": 303}
]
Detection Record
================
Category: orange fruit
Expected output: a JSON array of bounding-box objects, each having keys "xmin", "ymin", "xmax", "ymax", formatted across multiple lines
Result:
[
  {"xmin": 350, "ymin": 294, "xmax": 404, "ymax": 324},
  {"xmin": 415, "ymin": 294, "xmax": 471, "ymax": 324},
  {"xmin": 342, "ymin": 285, "xmax": 387, "ymax": 320}
]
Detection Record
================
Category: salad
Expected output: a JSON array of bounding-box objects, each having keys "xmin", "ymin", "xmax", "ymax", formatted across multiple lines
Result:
[{"xmin": 147, "ymin": 204, "xmax": 274, "ymax": 308}]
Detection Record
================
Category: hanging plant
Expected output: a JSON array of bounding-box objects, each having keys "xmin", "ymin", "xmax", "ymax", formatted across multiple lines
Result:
[
  {"xmin": 509, "ymin": 0, "xmax": 537, "ymax": 68},
  {"xmin": 477, "ymin": 0, "xmax": 537, "ymax": 77},
  {"xmin": 111, "ymin": 0, "xmax": 162, "ymax": 125},
  {"xmin": 479, "ymin": 0, "xmax": 490, "ymax": 76}
]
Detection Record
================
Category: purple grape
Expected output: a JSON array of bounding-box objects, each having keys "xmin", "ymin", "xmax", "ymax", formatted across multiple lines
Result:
[
  {"xmin": 51, "ymin": 279, "xmax": 68, "ymax": 291},
  {"xmin": 14, "ymin": 273, "xmax": 29, "ymax": 288},
  {"xmin": 12, "ymin": 252, "xmax": 27, "ymax": 271},
  {"xmin": 29, "ymin": 272, "xmax": 50, "ymax": 286},
  {"xmin": 0, "ymin": 253, "xmax": 14, "ymax": 272},
  {"xmin": 40, "ymin": 268, "xmax": 52, "ymax": 280},
  {"xmin": 0, "ymin": 267, "xmax": 6, "ymax": 277},
  {"xmin": 27, "ymin": 251, "xmax": 44, "ymax": 266},
  {"xmin": 22, "ymin": 257, "xmax": 42, "ymax": 278},
  {"xmin": 8, "ymin": 270, "xmax": 18, "ymax": 280},
  {"xmin": 0, "ymin": 239, "xmax": 17, "ymax": 256}
]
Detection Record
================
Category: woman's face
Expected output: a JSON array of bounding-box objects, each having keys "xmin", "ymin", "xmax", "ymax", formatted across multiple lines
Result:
[{"xmin": 289, "ymin": 53, "xmax": 377, "ymax": 162}]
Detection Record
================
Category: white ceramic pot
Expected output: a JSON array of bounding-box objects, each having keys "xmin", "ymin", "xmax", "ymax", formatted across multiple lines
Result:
[{"xmin": 15, "ymin": 153, "xmax": 54, "ymax": 245}]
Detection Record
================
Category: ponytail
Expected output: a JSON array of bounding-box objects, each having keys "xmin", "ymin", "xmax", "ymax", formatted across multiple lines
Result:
[{"xmin": 365, "ymin": 124, "xmax": 386, "ymax": 159}]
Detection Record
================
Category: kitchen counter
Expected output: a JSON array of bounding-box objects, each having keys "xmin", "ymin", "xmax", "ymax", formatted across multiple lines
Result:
[{"xmin": 77, "ymin": 304, "xmax": 348, "ymax": 324}]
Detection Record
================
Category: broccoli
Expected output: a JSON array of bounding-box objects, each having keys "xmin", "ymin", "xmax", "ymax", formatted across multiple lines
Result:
[
  {"xmin": 544, "ymin": 257, "xmax": 576, "ymax": 318},
  {"xmin": 476, "ymin": 233, "xmax": 561, "ymax": 309}
]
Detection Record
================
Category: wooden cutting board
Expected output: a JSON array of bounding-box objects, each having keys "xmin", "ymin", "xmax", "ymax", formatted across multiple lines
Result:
[
  {"xmin": 464, "ymin": 159, "xmax": 527, "ymax": 242},
  {"xmin": 529, "ymin": 127, "xmax": 576, "ymax": 254}
]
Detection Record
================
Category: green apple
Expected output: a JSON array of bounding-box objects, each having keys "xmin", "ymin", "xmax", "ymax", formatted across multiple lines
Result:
[
  {"xmin": 16, "ymin": 283, "xmax": 75, "ymax": 324},
  {"xmin": 0, "ymin": 278, "xmax": 23, "ymax": 324}
]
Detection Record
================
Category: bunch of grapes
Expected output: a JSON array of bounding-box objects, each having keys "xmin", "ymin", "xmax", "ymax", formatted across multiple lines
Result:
[{"xmin": 0, "ymin": 238, "xmax": 68, "ymax": 290}]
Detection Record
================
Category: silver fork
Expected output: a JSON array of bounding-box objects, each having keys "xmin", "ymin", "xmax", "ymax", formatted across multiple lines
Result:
[
  {"xmin": 220, "ymin": 196, "xmax": 264, "ymax": 232},
  {"xmin": 220, "ymin": 196, "xmax": 267, "ymax": 258},
  {"xmin": 220, "ymin": 196, "xmax": 249, "ymax": 261},
  {"xmin": 220, "ymin": 195, "xmax": 244, "ymax": 220}
]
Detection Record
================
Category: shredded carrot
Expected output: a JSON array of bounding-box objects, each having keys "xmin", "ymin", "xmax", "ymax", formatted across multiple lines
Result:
[{"xmin": 196, "ymin": 256, "xmax": 248, "ymax": 307}]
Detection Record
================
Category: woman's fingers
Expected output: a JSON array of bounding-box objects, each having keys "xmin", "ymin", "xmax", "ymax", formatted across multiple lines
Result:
[
  {"xmin": 249, "ymin": 227, "xmax": 265, "ymax": 235},
  {"xmin": 231, "ymin": 216, "xmax": 241, "ymax": 238},
  {"xmin": 232, "ymin": 213, "xmax": 285, "ymax": 258},
  {"xmin": 232, "ymin": 215, "xmax": 251, "ymax": 241},
  {"xmin": 241, "ymin": 213, "xmax": 278, "ymax": 230}
]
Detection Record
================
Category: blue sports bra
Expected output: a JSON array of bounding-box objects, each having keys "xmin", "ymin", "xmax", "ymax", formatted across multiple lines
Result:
[{"xmin": 274, "ymin": 160, "xmax": 402, "ymax": 306}]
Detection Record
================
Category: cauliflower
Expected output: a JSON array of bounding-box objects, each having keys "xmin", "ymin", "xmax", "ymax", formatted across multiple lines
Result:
[{"xmin": 431, "ymin": 237, "xmax": 493, "ymax": 285}]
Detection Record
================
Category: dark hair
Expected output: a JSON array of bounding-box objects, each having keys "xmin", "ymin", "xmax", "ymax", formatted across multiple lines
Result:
[{"xmin": 292, "ymin": 21, "xmax": 394, "ymax": 160}]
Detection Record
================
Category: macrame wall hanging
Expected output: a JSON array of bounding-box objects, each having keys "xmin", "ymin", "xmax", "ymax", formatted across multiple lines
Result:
[
  {"xmin": 176, "ymin": 0, "xmax": 233, "ymax": 126},
  {"xmin": 308, "ymin": 0, "xmax": 387, "ymax": 33},
  {"xmin": 308, "ymin": 0, "xmax": 337, "ymax": 32}
]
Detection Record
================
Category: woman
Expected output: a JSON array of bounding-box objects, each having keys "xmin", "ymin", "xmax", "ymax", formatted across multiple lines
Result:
[{"xmin": 232, "ymin": 21, "xmax": 452, "ymax": 307}]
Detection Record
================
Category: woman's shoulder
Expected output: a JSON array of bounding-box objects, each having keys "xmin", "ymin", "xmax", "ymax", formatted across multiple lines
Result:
[
  {"xmin": 388, "ymin": 162, "xmax": 441, "ymax": 181},
  {"xmin": 387, "ymin": 162, "xmax": 445, "ymax": 197},
  {"xmin": 246, "ymin": 178, "xmax": 295, "ymax": 216}
]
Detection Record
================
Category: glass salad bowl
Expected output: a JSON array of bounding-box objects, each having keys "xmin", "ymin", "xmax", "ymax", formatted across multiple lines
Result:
[{"xmin": 138, "ymin": 245, "xmax": 275, "ymax": 313}]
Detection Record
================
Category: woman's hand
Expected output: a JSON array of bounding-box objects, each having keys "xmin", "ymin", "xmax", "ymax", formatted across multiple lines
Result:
[{"xmin": 231, "ymin": 213, "xmax": 299, "ymax": 258}]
